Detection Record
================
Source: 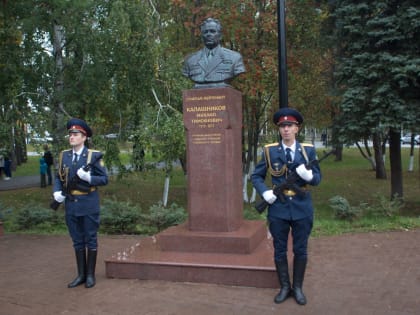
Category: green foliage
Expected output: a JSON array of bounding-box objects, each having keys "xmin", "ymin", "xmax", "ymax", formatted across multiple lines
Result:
[
  {"xmin": 142, "ymin": 202, "xmax": 187, "ymax": 233},
  {"xmin": 0, "ymin": 202, "xmax": 13, "ymax": 222},
  {"xmin": 103, "ymin": 139, "xmax": 121, "ymax": 170},
  {"xmin": 329, "ymin": 193, "xmax": 404, "ymax": 222},
  {"xmin": 100, "ymin": 198, "xmax": 142, "ymax": 234},
  {"xmin": 365, "ymin": 193, "xmax": 404, "ymax": 218},
  {"xmin": 139, "ymin": 109, "xmax": 185, "ymax": 172},
  {"xmin": 14, "ymin": 203, "xmax": 63, "ymax": 230},
  {"xmin": 329, "ymin": 195, "xmax": 362, "ymax": 221},
  {"xmin": 329, "ymin": 0, "xmax": 420, "ymax": 142},
  {"xmin": 243, "ymin": 202, "xmax": 266, "ymax": 220}
]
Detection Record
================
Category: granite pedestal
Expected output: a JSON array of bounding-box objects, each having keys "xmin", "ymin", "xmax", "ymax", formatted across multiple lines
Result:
[{"xmin": 105, "ymin": 87, "xmax": 280, "ymax": 288}]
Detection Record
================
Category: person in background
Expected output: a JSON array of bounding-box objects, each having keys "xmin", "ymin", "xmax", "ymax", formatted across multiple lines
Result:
[
  {"xmin": 3, "ymin": 153, "xmax": 12, "ymax": 180},
  {"xmin": 0, "ymin": 152, "xmax": 4, "ymax": 179},
  {"xmin": 43, "ymin": 144, "xmax": 54, "ymax": 185},
  {"xmin": 251, "ymin": 108, "xmax": 322, "ymax": 306},
  {"xmin": 40, "ymin": 157, "xmax": 47, "ymax": 188},
  {"xmin": 53, "ymin": 118, "xmax": 108, "ymax": 288}
]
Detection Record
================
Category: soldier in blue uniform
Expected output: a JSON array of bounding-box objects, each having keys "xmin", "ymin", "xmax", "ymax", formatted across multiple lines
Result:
[
  {"xmin": 53, "ymin": 118, "xmax": 108, "ymax": 288},
  {"xmin": 251, "ymin": 108, "xmax": 321, "ymax": 305}
]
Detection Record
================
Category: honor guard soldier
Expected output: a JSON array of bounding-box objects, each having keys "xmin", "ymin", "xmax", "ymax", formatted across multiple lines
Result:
[
  {"xmin": 251, "ymin": 108, "xmax": 321, "ymax": 305},
  {"xmin": 53, "ymin": 118, "xmax": 108, "ymax": 288}
]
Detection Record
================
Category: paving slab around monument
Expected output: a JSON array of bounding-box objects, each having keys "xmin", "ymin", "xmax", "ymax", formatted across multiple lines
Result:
[{"xmin": 1, "ymin": 230, "xmax": 419, "ymax": 315}]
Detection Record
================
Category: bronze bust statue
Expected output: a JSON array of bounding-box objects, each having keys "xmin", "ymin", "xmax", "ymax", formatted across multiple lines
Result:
[{"xmin": 182, "ymin": 18, "xmax": 246, "ymax": 88}]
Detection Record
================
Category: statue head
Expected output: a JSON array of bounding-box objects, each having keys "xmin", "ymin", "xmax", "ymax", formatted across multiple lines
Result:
[{"xmin": 200, "ymin": 18, "xmax": 222, "ymax": 50}]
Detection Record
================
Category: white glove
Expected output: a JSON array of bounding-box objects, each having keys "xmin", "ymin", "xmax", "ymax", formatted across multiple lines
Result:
[
  {"xmin": 77, "ymin": 168, "xmax": 91, "ymax": 183},
  {"xmin": 262, "ymin": 190, "xmax": 277, "ymax": 204},
  {"xmin": 53, "ymin": 191, "xmax": 66, "ymax": 203},
  {"xmin": 296, "ymin": 164, "xmax": 313, "ymax": 182}
]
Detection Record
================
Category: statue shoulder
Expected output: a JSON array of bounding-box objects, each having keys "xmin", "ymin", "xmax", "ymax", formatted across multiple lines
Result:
[
  {"xmin": 220, "ymin": 47, "xmax": 241, "ymax": 59},
  {"xmin": 185, "ymin": 49, "xmax": 204, "ymax": 62}
]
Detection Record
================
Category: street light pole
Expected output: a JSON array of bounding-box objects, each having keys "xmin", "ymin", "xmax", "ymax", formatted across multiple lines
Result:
[{"xmin": 277, "ymin": 0, "xmax": 288, "ymax": 109}]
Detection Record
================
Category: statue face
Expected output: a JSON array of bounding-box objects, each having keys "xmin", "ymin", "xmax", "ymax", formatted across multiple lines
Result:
[{"xmin": 201, "ymin": 21, "xmax": 221, "ymax": 49}]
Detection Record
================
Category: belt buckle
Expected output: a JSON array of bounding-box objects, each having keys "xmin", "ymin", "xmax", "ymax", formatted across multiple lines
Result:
[{"xmin": 283, "ymin": 189, "xmax": 296, "ymax": 197}]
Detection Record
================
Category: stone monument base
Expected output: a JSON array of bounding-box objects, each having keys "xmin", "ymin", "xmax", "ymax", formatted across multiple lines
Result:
[
  {"xmin": 158, "ymin": 220, "xmax": 266, "ymax": 254},
  {"xmin": 105, "ymin": 220, "xmax": 279, "ymax": 288}
]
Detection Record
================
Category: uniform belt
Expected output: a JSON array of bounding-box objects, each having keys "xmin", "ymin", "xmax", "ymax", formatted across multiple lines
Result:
[
  {"xmin": 282, "ymin": 185, "xmax": 308, "ymax": 197},
  {"xmin": 283, "ymin": 189, "xmax": 296, "ymax": 196},
  {"xmin": 70, "ymin": 187, "xmax": 96, "ymax": 195}
]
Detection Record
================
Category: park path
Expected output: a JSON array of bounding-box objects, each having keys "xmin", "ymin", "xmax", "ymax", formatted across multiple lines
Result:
[{"xmin": 0, "ymin": 230, "xmax": 419, "ymax": 315}]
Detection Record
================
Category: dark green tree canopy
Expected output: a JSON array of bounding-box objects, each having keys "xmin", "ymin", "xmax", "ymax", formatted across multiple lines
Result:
[{"xmin": 332, "ymin": 0, "xmax": 420, "ymax": 142}]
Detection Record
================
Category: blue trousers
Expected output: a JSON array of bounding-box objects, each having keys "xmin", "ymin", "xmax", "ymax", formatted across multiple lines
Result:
[
  {"xmin": 268, "ymin": 216, "xmax": 313, "ymax": 261},
  {"xmin": 65, "ymin": 214, "xmax": 100, "ymax": 250}
]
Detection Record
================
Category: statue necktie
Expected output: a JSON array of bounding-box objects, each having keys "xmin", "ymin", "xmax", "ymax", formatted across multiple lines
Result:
[
  {"xmin": 206, "ymin": 50, "xmax": 213, "ymax": 66},
  {"xmin": 286, "ymin": 148, "xmax": 292, "ymax": 163}
]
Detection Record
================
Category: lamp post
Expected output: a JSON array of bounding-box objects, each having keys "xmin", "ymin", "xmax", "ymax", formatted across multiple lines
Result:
[{"xmin": 277, "ymin": 0, "xmax": 288, "ymax": 109}]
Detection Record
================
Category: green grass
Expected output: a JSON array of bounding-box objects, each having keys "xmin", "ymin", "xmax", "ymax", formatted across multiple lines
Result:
[{"xmin": 1, "ymin": 147, "xmax": 419, "ymax": 236}]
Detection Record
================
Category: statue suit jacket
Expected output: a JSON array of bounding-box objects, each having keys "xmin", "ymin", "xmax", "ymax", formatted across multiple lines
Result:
[{"xmin": 182, "ymin": 45, "xmax": 245, "ymax": 84}]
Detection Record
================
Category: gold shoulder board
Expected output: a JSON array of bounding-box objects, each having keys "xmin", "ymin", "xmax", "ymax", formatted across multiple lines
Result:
[{"xmin": 264, "ymin": 142, "xmax": 279, "ymax": 148}]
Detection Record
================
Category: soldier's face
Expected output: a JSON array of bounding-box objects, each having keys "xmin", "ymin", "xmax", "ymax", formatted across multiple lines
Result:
[
  {"xmin": 69, "ymin": 131, "xmax": 86, "ymax": 149},
  {"xmin": 201, "ymin": 22, "xmax": 221, "ymax": 49},
  {"xmin": 279, "ymin": 124, "xmax": 299, "ymax": 143}
]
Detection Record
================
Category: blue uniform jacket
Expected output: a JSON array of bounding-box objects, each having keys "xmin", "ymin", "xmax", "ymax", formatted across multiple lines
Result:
[
  {"xmin": 54, "ymin": 147, "xmax": 108, "ymax": 216},
  {"xmin": 251, "ymin": 141, "xmax": 322, "ymax": 220}
]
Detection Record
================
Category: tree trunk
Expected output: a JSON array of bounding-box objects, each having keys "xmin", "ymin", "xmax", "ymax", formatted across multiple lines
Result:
[
  {"xmin": 373, "ymin": 132, "xmax": 386, "ymax": 179},
  {"xmin": 242, "ymin": 174, "xmax": 249, "ymax": 203},
  {"xmin": 334, "ymin": 143, "xmax": 343, "ymax": 161},
  {"xmin": 162, "ymin": 174, "xmax": 170, "ymax": 207},
  {"xmin": 389, "ymin": 129, "xmax": 403, "ymax": 199},
  {"xmin": 355, "ymin": 141, "xmax": 375, "ymax": 170},
  {"xmin": 408, "ymin": 137, "xmax": 415, "ymax": 172},
  {"xmin": 52, "ymin": 21, "xmax": 68, "ymax": 148}
]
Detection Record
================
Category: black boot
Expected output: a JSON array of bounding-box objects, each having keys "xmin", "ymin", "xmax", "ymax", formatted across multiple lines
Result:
[
  {"xmin": 292, "ymin": 258, "xmax": 307, "ymax": 305},
  {"xmin": 68, "ymin": 249, "xmax": 86, "ymax": 288},
  {"xmin": 274, "ymin": 259, "xmax": 291, "ymax": 304},
  {"xmin": 85, "ymin": 249, "xmax": 97, "ymax": 288}
]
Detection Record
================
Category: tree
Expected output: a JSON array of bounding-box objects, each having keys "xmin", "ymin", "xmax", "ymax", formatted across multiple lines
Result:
[
  {"xmin": 329, "ymin": 0, "xmax": 420, "ymax": 198},
  {"xmin": 0, "ymin": 0, "xmax": 37, "ymax": 167}
]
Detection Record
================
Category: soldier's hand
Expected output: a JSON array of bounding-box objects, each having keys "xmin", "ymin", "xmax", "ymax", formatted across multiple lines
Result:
[
  {"xmin": 53, "ymin": 191, "xmax": 66, "ymax": 203},
  {"xmin": 296, "ymin": 164, "xmax": 313, "ymax": 182},
  {"xmin": 262, "ymin": 190, "xmax": 277, "ymax": 204},
  {"xmin": 77, "ymin": 168, "xmax": 91, "ymax": 183}
]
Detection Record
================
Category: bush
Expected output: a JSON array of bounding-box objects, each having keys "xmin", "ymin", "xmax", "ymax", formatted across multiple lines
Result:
[
  {"xmin": 100, "ymin": 200, "xmax": 187, "ymax": 235},
  {"xmin": 0, "ymin": 202, "xmax": 13, "ymax": 227},
  {"xmin": 141, "ymin": 202, "xmax": 187, "ymax": 233},
  {"xmin": 329, "ymin": 195, "xmax": 362, "ymax": 221},
  {"xmin": 15, "ymin": 203, "xmax": 61, "ymax": 230},
  {"xmin": 100, "ymin": 198, "xmax": 142, "ymax": 234},
  {"xmin": 365, "ymin": 193, "xmax": 404, "ymax": 218}
]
